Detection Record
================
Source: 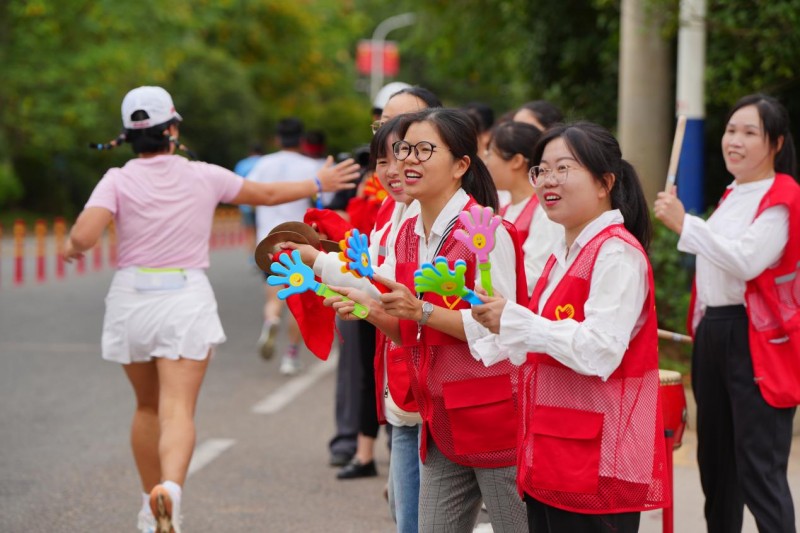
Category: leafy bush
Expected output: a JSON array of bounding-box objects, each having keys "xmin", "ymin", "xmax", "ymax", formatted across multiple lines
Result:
[
  {"xmin": 0, "ymin": 158, "xmax": 23, "ymax": 208},
  {"xmin": 649, "ymin": 213, "xmax": 693, "ymax": 372}
]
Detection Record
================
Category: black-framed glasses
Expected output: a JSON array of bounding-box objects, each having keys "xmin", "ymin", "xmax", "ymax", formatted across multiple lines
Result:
[
  {"xmin": 392, "ymin": 140, "xmax": 447, "ymax": 162},
  {"xmin": 371, "ymin": 120, "xmax": 385, "ymax": 135},
  {"xmin": 528, "ymin": 164, "xmax": 570, "ymax": 187}
]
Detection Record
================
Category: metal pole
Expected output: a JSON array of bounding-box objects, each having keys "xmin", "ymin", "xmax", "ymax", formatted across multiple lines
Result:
[
  {"xmin": 370, "ymin": 13, "xmax": 416, "ymax": 102},
  {"xmin": 676, "ymin": 0, "xmax": 706, "ymax": 213}
]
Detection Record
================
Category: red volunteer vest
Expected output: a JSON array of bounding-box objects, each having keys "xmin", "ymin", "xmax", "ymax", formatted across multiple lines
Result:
[
  {"xmin": 395, "ymin": 198, "xmax": 526, "ymax": 467},
  {"xmin": 500, "ymin": 194, "xmax": 539, "ymax": 246},
  {"xmin": 745, "ymin": 174, "xmax": 800, "ymax": 407},
  {"xmin": 373, "ymin": 198, "xmax": 419, "ymax": 423},
  {"xmin": 518, "ymin": 224, "xmax": 669, "ymax": 513},
  {"xmin": 689, "ymin": 174, "xmax": 800, "ymax": 407}
]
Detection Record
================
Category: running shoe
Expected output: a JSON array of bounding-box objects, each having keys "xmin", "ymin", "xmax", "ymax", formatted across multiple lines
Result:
[
  {"xmin": 279, "ymin": 354, "xmax": 301, "ymax": 376},
  {"xmin": 149, "ymin": 485, "xmax": 181, "ymax": 533},
  {"xmin": 137, "ymin": 508, "xmax": 156, "ymax": 533},
  {"xmin": 257, "ymin": 321, "xmax": 277, "ymax": 360}
]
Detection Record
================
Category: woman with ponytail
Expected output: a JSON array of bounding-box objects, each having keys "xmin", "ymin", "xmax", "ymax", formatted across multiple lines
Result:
[
  {"xmin": 655, "ymin": 94, "xmax": 798, "ymax": 533},
  {"xmin": 328, "ymin": 108, "xmax": 529, "ymax": 531},
  {"xmin": 486, "ymin": 120, "xmax": 564, "ymax": 293},
  {"xmin": 469, "ymin": 122, "xmax": 668, "ymax": 532},
  {"xmin": 64, "ymin": 86, "xmax": 359, "ymax": 533}
]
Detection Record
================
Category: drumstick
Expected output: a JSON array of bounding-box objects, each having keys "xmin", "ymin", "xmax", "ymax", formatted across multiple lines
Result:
[
  {"xmin": 658, "ymin": 328, "xmax": 693, "ymax": 344},
  {"xmin": 665, "ymin": 115, "xmax": 687, "ymax": 192}
]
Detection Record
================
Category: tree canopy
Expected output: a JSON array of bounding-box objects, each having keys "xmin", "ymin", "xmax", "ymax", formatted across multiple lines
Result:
[{"xmin": 1, "ymin": 0, "xmax": 799, "ymax": 215}]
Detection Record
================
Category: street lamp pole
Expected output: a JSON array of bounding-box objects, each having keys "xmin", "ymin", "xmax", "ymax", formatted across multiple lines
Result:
[
  {"xmin": 370, "ymin": 13, "xmax": 416, "ymax": 102},
  {"xmin": 675, "ymin": 0, "xmax": 706, "ymax": 213}
]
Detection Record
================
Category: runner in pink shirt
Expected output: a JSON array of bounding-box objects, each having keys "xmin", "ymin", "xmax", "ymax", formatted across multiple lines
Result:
[{"xmin": 64, "ymin": 86, "xmax": 359, "ymax": 533}]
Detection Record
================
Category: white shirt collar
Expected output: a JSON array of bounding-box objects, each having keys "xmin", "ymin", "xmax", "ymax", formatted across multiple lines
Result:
[
  {"xmin": 726, "ymin": 176, "xmax": 775, "ymax": 195},
  {"xmin": 413, "ymin": 188, "xmax": 470, "ymax": 241},
  {"xmin": 554, "ymin": 209, "xmax": 624, "ymax": 266}
]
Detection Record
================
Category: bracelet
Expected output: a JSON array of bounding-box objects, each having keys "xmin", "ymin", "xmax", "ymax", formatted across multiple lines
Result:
[{"xmin": 313, "ymin": 177, "xmax": 323, "ymax": 208}]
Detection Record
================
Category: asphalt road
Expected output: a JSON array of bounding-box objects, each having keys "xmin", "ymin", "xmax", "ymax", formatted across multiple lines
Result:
[{"xmin": 0, "ymin": 247, "xmax": 797, "ymax": 532}]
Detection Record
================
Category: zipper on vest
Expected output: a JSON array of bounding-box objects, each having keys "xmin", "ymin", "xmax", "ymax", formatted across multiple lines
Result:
[{"xmin": 384, "ymin": 384, "xmax": 389, "ymax": 398}]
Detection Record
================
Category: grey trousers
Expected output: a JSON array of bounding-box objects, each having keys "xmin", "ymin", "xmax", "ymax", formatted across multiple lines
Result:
[{"xmin": 419, "ymin": 438, "xmax": 527, "ymax": 533}]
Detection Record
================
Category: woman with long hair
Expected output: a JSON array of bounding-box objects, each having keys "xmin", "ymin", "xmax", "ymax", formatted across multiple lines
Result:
[
  {"xmin": 328, "ymin": 108, "xmax": 529, "ymax": 532},
  {"xmin": 470, "ymin": 122, "xmax": 668, "ymax": 532},
  {"xmin": 655, "ymin": 94, "xmax": 798, "ymax": 533},
  {"xmin": 485, "ymin": 120, "xmax": 564, "ymax": 292}
]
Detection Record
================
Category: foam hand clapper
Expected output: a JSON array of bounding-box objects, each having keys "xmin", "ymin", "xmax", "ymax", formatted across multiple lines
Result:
[{"xmin": 267, "ymin": 249, "xmax": 369, "ymax": 318}]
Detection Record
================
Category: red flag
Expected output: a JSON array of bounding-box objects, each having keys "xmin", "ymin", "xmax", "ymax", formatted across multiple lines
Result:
[
  {"xmin": 304, "ymin": 209, "xmax": 351, "ymax": 242},
  {"xmin": 273, "ymin": 250, "xmax": 336, "ymax": 361}
]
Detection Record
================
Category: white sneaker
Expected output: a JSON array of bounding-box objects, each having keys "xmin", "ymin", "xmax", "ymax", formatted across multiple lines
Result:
[
  {"xmin": 137, "ymin": 508, "xmax": 156, "ymax": 533},
  {"xmin": 257, "ymin": 322, "xmax": 277, "ymax": 360},
  {"xmin": 279, "ymin": 354, "xmax": 301, "ymax": 376},
  {"xmin": 149, "ymin": 484, "xmax": 182, "ymax": 533}
]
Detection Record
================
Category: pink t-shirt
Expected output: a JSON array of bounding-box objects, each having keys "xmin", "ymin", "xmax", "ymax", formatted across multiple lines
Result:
[{"xmin": 86, "ymin": 155, "xmax": 244, "ymax": 269}]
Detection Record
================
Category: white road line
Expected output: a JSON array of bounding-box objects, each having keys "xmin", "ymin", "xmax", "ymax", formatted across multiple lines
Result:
[
  {"xmin": 187, "ymin": 438, "xmax": 236, "ymax": 478},
  {"xmin": 250, "ymin": 352, "xmax": 338, "ymax": 415}
]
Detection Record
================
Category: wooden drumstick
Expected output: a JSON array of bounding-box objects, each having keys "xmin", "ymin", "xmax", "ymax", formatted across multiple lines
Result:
[
  {"xmin": 665, "ymin": 115, "xmax": 687, "ymax": 192},
  {"xmin": 658, "ymin": 328, "xmax": 693, "ymax": 344}
]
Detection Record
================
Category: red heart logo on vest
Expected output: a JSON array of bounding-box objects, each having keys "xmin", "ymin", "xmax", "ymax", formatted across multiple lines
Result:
[
  {"xmin": 442, "ymin": 295, "xmax": 463, "ymax": 310},
  {"xmin": 555, "ymin": 304, "xmax": 575, "ymax": 320}
]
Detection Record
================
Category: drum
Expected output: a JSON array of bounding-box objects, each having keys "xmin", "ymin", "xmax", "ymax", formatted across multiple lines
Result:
[{"xmin": 659, "ymin": 369, "xmax": 687, "ymax": 449}]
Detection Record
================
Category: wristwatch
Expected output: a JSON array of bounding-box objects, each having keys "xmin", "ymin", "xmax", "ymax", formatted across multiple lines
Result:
[{"xmin": 418, "ymin": 301, "xmax": 434, "ymax": 325}]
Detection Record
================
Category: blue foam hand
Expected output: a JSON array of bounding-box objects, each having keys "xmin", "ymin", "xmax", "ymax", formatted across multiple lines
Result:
[
  {"xmin": 267, "ymin": 250, "xmax": 319, "ymax": 300},
  {"xmin": 343, "ymin": 228, "xmax": 374, "ymax": 278}
]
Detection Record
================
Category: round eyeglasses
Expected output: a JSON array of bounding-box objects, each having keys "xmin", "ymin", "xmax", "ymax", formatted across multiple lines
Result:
[
  {"xmin": 528, "ymin": 164, "xmax": 570, "ymax": 187},
  {"xmin": 392, "ymin": 140, "xmax": 448, "ymax": 162}
]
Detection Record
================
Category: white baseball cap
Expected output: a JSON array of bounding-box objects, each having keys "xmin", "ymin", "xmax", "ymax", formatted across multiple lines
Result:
[
  {"xmin": 121, "ymin": 86, "xmax": 182, "ymax": 130},
  {"xmin": 372, "ymin": 81, "xmax": 412, "ymax": 110}
]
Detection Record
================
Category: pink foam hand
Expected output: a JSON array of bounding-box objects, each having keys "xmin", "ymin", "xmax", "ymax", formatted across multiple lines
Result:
[{"xmin": 454, "ymin": 205, "xmax": 501, "ymax": 263}]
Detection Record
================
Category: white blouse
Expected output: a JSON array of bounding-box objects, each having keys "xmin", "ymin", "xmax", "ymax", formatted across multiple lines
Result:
[
  {"xmin": 464, "ymin": 210, "xmax": 649, "ymax": 381},
  {"xmin": 678, "ymin": 178, "xmax": 788, "ymax": 328}
]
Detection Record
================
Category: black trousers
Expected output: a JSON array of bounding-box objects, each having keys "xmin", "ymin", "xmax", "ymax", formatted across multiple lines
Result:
[
  {"xmin": 692, "ymin": 305, "xmax": 796, "ymax": 533},
  {"xmin": 356, "ymin": 320, "xmax": 379, "ymax": 439},
  {"xmin": 525, "ymin": 495, "xmax": 640, "ymax": 533}
]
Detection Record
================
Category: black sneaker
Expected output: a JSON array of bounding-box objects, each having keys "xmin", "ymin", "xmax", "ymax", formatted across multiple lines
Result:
[
  {"xmin": 329, "ymin": 452, "xmax": 353, "ymax": 467},
  {"xmin": 336, "ymin": 458, "xmax": 378, "ymax": 480}
]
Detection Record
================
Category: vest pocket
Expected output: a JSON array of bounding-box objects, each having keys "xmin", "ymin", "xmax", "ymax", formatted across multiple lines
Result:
[
  {"xmin": 387, "ymin": 349, "xmax": 417, "ymax": 411},
  {"xmin": 442, "ymin": 374, "xmax": 516, "ymax": 455},
  {"xmin": 529, "ymin": 405, "xmax": 604, "ymax": 494}
]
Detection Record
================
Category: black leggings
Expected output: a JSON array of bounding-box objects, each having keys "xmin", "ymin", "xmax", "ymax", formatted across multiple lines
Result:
[
  {"xmin": 347, "ymin": 319, "xmax": 378, "ymax": 438},
  {"xmin": 525, "ymin": 495, "xmax": 641, "ymax": 533}
]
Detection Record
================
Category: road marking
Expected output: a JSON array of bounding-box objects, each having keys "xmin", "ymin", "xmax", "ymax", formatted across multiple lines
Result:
[
  {"xmin": 250, "ymin": 352, "xmax": 338, "ymax": 415},
  {"xmin": 187, "ymin": 438, "xmax": 236, "ymax": 478}
]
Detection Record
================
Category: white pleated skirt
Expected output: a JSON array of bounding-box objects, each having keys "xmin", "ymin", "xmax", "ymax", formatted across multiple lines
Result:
[{"xmin": 101, "ymin": 268, "xmax": 227, "ymax": 364}]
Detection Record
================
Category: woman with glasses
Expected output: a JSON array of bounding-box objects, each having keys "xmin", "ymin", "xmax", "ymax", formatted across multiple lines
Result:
[
  {"xmin": 485, "ymin": 120, "xmax": 564, "ymax": 294},
  {"xmin": 327, "ymin": 107, "xmax": 529, "ymax": 532},
  {"xmin": 286, "ymin": 88, "xmax": 442, "ymax": 532},
  {"xmin": 287, "ymin": 120, "xmax": 423, "ymax": 532},
  {"xmin": 468, "ymin": 122, "xmax": 668, "ymax": 532},
  {"xmin": 655, "ymin": 94, "xmax": 798, "ymax": 533}
]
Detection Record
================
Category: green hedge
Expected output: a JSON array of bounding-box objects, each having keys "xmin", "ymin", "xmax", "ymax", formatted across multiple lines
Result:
[{"xmin": 649, "ymin": 212, "xmax": 694, "ymax": 374}]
